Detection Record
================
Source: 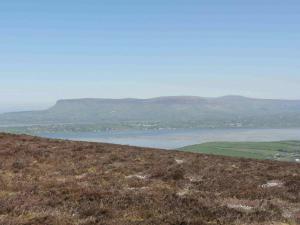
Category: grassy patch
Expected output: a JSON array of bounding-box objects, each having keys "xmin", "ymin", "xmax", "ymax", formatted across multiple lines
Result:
[{"xmin": 179, "ymin": 141, "xmax": 300, "ymax": 162}]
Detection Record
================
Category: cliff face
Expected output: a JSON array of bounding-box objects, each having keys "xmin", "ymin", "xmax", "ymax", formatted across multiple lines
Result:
[{"xmin": 0, "ymin": 133, "xmax": 299, "ymax": 225}]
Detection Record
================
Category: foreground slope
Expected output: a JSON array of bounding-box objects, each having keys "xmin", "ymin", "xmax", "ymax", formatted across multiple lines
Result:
[{"xmin": 0, "ymin": 133, "xmax": 299, "ymax": 225}]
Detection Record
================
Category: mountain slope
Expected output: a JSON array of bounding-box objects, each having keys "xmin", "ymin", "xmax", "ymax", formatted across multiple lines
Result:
[
  {"xmin": 0, "ymin": 133, "xmax": 299, "ymax": 225},
  {"xmin": 1, "ymin": 96, "xmax": 300, "ymax": 129}
]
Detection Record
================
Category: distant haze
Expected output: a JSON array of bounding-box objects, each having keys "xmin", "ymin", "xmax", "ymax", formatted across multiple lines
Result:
[
  {"xmin": 1, "ymin": 1, "xmax": 300, "ymax": 109},
  {"xmin": 1, "ymin": 75, "xmax": 300, "ymax": 112}
]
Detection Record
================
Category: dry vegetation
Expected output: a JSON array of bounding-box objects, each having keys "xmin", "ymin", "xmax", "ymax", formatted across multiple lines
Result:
[{"xmin": 0, "ymin": 133, "xmax": 299, "ymax": 225}]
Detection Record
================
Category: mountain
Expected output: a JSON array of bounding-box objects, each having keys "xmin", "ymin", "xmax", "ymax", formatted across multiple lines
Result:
[{"xmin": 1, "ymin": 96, "xmax": 300, "ymax": 131}]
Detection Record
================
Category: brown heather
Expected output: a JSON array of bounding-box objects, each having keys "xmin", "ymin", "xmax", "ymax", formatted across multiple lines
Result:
[{"xmin": 0, "ymin": 133, "xmax": 299, "ymax": 225}]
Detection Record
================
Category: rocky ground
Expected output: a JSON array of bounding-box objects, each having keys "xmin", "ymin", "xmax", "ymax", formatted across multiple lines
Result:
[{"xmin": 0, "ymin": 133, "xmax": 299, "ymax": 225}]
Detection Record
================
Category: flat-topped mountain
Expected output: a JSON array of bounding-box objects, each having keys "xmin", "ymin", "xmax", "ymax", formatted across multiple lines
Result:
[{"xmin": 1, "ymin": 96, "xmax": 300, "ymax": 130}]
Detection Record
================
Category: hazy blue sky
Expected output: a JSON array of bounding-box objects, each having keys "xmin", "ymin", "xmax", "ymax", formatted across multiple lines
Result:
[{"xmin": 1, "ymin": 0, "xmax": 299, "ymax": 111}]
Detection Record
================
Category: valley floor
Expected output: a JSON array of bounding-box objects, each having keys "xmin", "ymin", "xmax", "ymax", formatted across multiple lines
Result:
[{"xmin": 0, "ymin": 133, "xmax": 299, "ymax": 225}]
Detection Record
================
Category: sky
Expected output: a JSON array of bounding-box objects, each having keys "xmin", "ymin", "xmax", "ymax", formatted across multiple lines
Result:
[{"xmin": 0, "ymin": 0, "xmax": 300, "ymax": 112}]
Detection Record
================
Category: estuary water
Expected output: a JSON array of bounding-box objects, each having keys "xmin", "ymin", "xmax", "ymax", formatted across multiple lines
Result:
[{"xmin": 38, "ymin": 128, "xmax": 300, "ymax": 149}]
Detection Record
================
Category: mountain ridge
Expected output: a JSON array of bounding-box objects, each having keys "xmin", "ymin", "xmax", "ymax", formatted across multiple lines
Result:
[
  {"xmin": 1, "ymin": 95, "xmax": 300, "ymax": 130},
  {"xmin": 3, "ymin": 95, "xmax": 300, "ymax": 115},
  {"xmin": 52, "ymin": 95, "xmax": 300, "ymax": 106}
]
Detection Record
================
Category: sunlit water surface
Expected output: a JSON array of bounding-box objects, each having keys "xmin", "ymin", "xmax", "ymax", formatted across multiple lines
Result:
[{"xmin": 38, "ymin": 128, "xmax": 300, "ymax": 149}]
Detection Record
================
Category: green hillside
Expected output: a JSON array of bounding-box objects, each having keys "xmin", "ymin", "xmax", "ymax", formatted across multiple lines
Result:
[{"xmin": 179, "ymin": 141, "xmax": 300, "ymax": 162}]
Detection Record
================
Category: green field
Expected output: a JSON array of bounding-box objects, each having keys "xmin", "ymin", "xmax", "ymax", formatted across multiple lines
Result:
[{"xmin": 179, "ymin": 141, "xmax": 300, "ymax": 162}]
